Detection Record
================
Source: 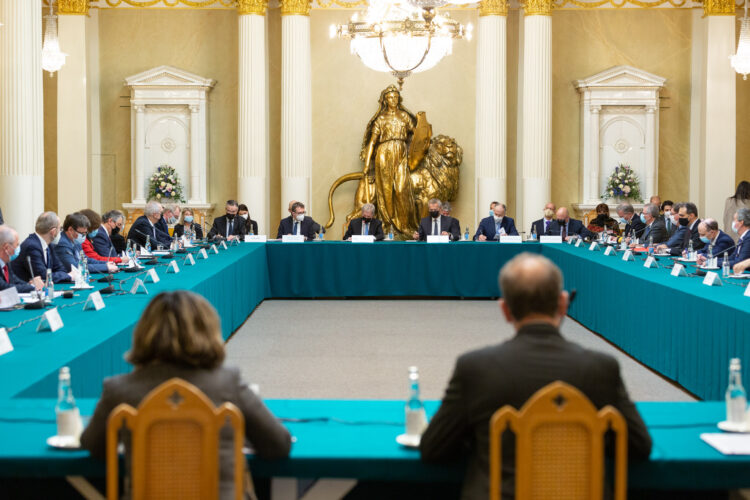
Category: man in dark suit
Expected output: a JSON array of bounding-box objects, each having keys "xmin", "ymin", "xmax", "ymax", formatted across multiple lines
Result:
[
  {"xmin": 11, "ymin": 212, "xmax": 74, "ymax": 284},
  {"xmin": 414, "ymin": 198, "xmax": 461, "ymax": 241},
  {"xmin": 54, "ymin": 213, "xmax": 116, "ymax": 275},
  {"xmin": 343, "ymin": 203, "xmax": 384, "ymax": 241},
  {"xmin": 530, "ymin": 202, "xmax": 556, "ymax": 238},
  {"xmin": 276, "ymin": 201, "xmax": 319, "ymax": 240},
  {"xmin": 616, "ymin": 202, "xmax": 645, "ymax": 241},
  {"xmin": 208, "ymin": 200, "xmax": 245, "ymax": 241},
  {"xmin": 684, "ymin": 202, "xmax": 705, "ymax": 251},
  {"xmin": 474, "ymin": 203, "xmax": 518, "ymax": 241},
  {"xmin": 696, "ymin": 218, "xmax": 735, "ymax": 264},
  {"xmin": 637, "ymin": 203, "xmax": 668, "ymax": 245},
  {"xmin": 0, "ymin": 225, "xmax": 41, "ymax": 293},
  {"xmin": 128, "ymin": 201, "xmax": 172, "ymax": 249},
  {"xmin": 94, "ymin": 210, "xmax": 130, "ymax": 263},
  {"xmin": 661, "ymin": 200, "xmax": 676, "ymax": 238},
  {"xmin": 722, "ymin": 208, "xmax": 750, "ymax": 268},
  {"xmin": 420, "ymin": 253, "xmax": 652, "ymax": 500},
  {"xmin": 544, "ymin": 207, "xmax": 591, "ymax": 241}
]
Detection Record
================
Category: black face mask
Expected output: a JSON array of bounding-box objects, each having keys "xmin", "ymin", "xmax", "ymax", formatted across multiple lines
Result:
[
  {"xmin": 429, "ymin": 210, "xmax": 440, "ymax": 219},
  {"xmin": 112, "ymin": 226, "xmax": 121, "ymax": 235},
  {"xmin": 226, "ymin": 213, "xmax": 235, "ymax": 220},
  {"xmin": 363, "ymin": 217, "xmax": 372, "ymax": 223},
  {"xmin": 679, "ymin": 217, "xmax": 689, "ymax": 227},
  {"xmin": 557, "ymin": 219, "xmax": 566, "ymax": 226}
]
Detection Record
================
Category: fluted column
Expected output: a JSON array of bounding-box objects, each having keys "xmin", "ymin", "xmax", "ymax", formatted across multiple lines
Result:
[
  {"xmin": 189, "ymin": 105, "xmax": 201, "ymax": 203},
  {"xmin": 520, "ymin": 0, "xmax": 552, "ymax": 234},
  {"xmin": 133, "ymin": 105, "xmax": 146, "ymax": 204},
  {"xmin": 475, "ymin": 0, "xmax": 508, "ymax": 225},
  {"xmin": 280, "ymin": 0, "xmax": 312, "ymax": 215},
  {"xmin": 0, "ymin": 0, "xmax": 44, "ymax": 234},
  {"xmin": 57, "ymin": 0, "xmax": 90, "ymax": 217},
  {"xmin": 237, "ymin": 0, "xmax": 269, "ymax": 232}
]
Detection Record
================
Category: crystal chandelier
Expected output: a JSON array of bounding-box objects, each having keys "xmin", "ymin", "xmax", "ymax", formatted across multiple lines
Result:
[
  {"xmin": 42, "ymin": 1, "xmax": 67, "ymax": 77},
  {"xmin": 332, "ymin": 0, "xmax": 472, "ymax": 89},
  {"xmin": 732, "ymin": 2, "xmax": 750, "ymax": 80}
]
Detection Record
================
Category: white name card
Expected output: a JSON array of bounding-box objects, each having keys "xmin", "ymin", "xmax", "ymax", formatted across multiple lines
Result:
[
  {"xmin": 184, "ymin": 253, "xmax": 196, "ymax": 266},
  {"xmin": 703, "ymin": 271, "xmax": 723, "ymax": 287},
  {"xmin": 643, "ymin": 256, "xmax": 657, "ymax": 268},
  {"xmin": 210, "ymin": 244, "xmax": 219, "ymax": 254},
  {"xmin": 603, "ymin": 246, "xmax": 615, "ymax": 256},
  {"xmin": 0, "ymin": 287, "xmax": 20, "ymax": 308},
  {"xmin": 0, "ymin": 328, "xmax": 12, "ymax": 357},
  {"xmin": 166, "ymin": 260, "xmax": 180, "ymax": 274},
  {"xmin": 129, "ymin": 278, "xmax": 148, "ymax": 295},
  {"xmin": 499, "ymin": 235, "xmax": 522, "ymax": 244},
  {"xmin": 198, "ymin": 248, "xmax": 209, "ymax": 260},
  {"xmin": 588, "ymin": 242, "xmax": 600, "ymax": 251},
  {"xmin": 745, "ymin": 283, "xmax": 750, "ymax": 297},
  {"xmin": 220, "ymin": 241, "xmax": 228, "ymax": 250},
  {"xmin": 36, "ymin": 307, "xmax": 63, "ymax": 333},
  {"xmin": 127, "ymin": 259, "xmax": 136, "ymax": 268},
  {"xmin": 426, "ymin": 235, "xmax": 450, "ymax": 243},
  {"xmin": 245, "ymin": 235, "xmax": 268, "ymax": 243},
  {"xmin": 139, "ymin": 248, "xmax": 153, "ymax": 257},
  {"xmin": 145, "ymin": 268, "xmax": 160, "ymax": 284},
  {"xmin": 351, "ymin": 235, "xmax": 376, "ymax": 243},
  {"xmin": 540, "ymin": 236, "xmax": 563, "ymax": 244},
  {"xmin": 83, "ymin": 291, "xmax": 105, "ymax": 311},
  {"xmin": 671, "ymin": 264, "xmax": 688, "ymax": 276},
  {"xmin": 573, "ymin": 239, "xmax": 582, "ymax": 247},
  {"xmin": 282, "ymin": 235, "xmax": 305, "ymax": 243},
  {"xmin": 622, "ymin": 250, "xmax": 634, "ymax": 261}
]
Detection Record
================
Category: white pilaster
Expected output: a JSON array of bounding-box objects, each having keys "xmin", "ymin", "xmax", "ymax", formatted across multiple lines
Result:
[
  {"xmin": 520, "ymin": 12, "xmax": 551, "ymax": 234},
  {"xmin": 644, "ymin": 105, "xmax": 657, "ymax": 200},
  {"xmin": 133, "ymin": 105, "xmax": 146, "ymax": 204},
  {"xmin": 0, "ymin": 0, "xmax": 44, "ymax": 234},
  {"xmin": 281, "ymin": 11, "xmax": 312, "ymax": 215},
  {"xmin": 475, "ymin": 5, "xmax": 507, "ymax": 225},
  {"xmin": 238, "ymin": 11, "xmax": 269, "ymax": 232},
  {"xmin": 588, "ymin": 105, "xmax": 600, "ymax": 204},
  {"xmin": 189, "ymin": 105, "xmax": 200, "ymax": 203}
]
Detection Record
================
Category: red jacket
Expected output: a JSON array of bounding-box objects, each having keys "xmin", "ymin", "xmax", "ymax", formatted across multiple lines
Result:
[{"xmin": 82, "ymin": 238, "xmax": 122, "ymax": 264}]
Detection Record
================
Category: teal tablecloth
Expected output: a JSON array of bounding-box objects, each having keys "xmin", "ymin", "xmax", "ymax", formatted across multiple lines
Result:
[{"xmin": 0, "ymin": 399, "xmax": 746, "ymax": 490}]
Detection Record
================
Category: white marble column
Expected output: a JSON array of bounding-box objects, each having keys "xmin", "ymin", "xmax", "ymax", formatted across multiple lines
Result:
[
  {"xmin": 189, "ymin": 105, "xmax": 201, "ymax": 203},
  {"xmin": 238, "ymin": 0, "xmax": 269, "ymax": 232},
  {"xmin": 520, "ymin": 1, "xmax": 552, "ymax": 234},
  {"xmin": 132, "ymin": 105, "xmax": 146, "ymax": 204},
  {"xmin": 0, "ymin": 0, "xmax": 44, "ymax": 234},
  {"xmin": 280, "ymin": 0, "xmax": 312, "ymax": 215},
  {"xmin": 57, "ymin": 1, "xmax": 90, "ymax": 216},
  {"xmin": 475, "ymin": 0, "xmax": 508, "ymax": 225},
  {"xmin": 588, "ymin": 105, "xmax": 600, "ymax": 204},
  {"xmin": 644, "ymin": 104, "xmax": 657, "ymax": 200}
]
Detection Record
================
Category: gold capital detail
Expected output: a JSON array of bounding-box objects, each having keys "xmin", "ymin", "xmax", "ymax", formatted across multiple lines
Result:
[
  {"xmin": 702, "ymin": 0, "xmax": 735, "ymax": 15},
  {"xmin": 280, "ymin": 0, "xmax": 311, "ymax": 16},
  {"xmin": 58, "ymin": 0, "xmax": 89, "ymax": 15},
  {"xmin": 238, "ymin": 0, "xmax": 268, "ymax": 15},
  {"xmin": 523, "ymin": 0, "xmax": 553, "ymax": 16},
  {"xmin": 479, "ymin": 0, "xmax": 509, "ymax": 16}
]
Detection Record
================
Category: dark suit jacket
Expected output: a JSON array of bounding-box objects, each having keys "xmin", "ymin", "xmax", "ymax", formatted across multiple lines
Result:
[
  {"xmin": 92, "ymin": 229, "xmax": 118, "ymax": 260},
  {"xmin": 474, "ymin": 216, "xmax": 519, "ymax": 241},
  {"xmin": 344, "ymin": 217, "xmax": 385, "ymax": 241},
  {"xmin": 641, "ymin": 218, "xmax": 668, "ymax": 245},
  {"xmin": 80, "ymin": 363, "xmax": 292, "ymax": 499},
  {"xmin": 54, "ymin": 234, "xmax": 109, "ymax": 274},
  {"xmin": 544, "ymin": 218, "xmax": 591, "ymax": 239},
  {"xmin": 664, "ymin": 225, "xmax": 690, "ymax": 256},
  {"xmin": 208, "ymin": 215, "xmax": 245, "ymax": 240},
  {"xmin": 420, "ymin": 323, "xmax": 652, "ymax": 500},
  {"xmin": 418, "ymin": 215, "xmax": 461, "ymax": 241},
  {"xmin": 698, "ymin": 231, "xmax": 735, "ymax": 257},
  {"xmin": 725, "ymin": 230, "xmax": 750, "ymax": 267},
  {"xmin": 11, "ymin": 233, "xmax": 71, "ymax": 283},
  {"xmin": 128, "ymin": 215, "xmax": 172, "ymax": 249},
  {"xmin": 0, "ymin": 260, "xmax": 33, "ymax": 293},
  {"xmin": 624, "ymin": 215, "xmax": 646, "ymax": 240},
  {"xmin": 689, "ymin": 219, "xmax": 705, "ymax": 250},
  {"xmin": 530, "ymin": 218, "xmax": 553, "ymax": 238},
  {"xmin": 276, "ymin": 216, "xmax": 319, "ymax": 240},
  {"xmin": 173, "ymin": 222, "xmax": 204, "ymax": 240},
  {"xmin": 156, "ymin": 217, "xmax": 169, "ymax": 236}
]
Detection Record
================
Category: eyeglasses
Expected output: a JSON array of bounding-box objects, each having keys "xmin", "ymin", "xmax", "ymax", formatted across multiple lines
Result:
[{"xmin": 75, "ymin": 229, "xmax": 87, "ymax": 236}]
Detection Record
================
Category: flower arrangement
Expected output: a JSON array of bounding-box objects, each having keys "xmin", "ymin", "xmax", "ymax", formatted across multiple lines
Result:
[
  {"xmin": 148, "ymin": 165, "xmax": 185, "ymax": 202},
  {"xmin": 602, "ymin": 164, "xmax": 642, "ymax": 202}
]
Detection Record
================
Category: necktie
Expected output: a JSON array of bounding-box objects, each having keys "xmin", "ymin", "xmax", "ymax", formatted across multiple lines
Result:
[
  {"xmin": 293, "ymin": 221, "xmax": 298, "ymax": 235},
  {"xmin": 545, "ymin": 220, "xmax": 550, "ymax": 232},
  {"xmin": 45, "ymin": 246, "xmax": 51, "ymax": 268},
  {"xmin": 2, "ymin": 264, "xmax": 8, "ymax": 284},
  {"xmin": 227, "ymin": 220, "xmax": 233, "ymax": 237},
  {"xmin": 364, "ymin": 223, "xmax": 369, "ymax": 236},
  {"xmin": 561, "ymin": 224, "xmax": 567, "ymax": 240},
  {"xmin": 496, "ymin": 221, "xmax": 502, "ymax": 235},
  {"xmin": 432, "ymin": 220, "xmax": 438, "ymax": 236}
]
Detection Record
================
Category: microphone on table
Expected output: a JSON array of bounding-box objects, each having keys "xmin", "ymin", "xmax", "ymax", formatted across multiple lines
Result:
[{"xmin": 26, "ymin": 256, "xmax": 36, "ymax": 283}]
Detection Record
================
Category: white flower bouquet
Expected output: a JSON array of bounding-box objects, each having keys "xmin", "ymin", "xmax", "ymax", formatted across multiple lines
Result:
[
  {"xmin": 148, "ymin": 165, "xmax": 185, "ymax": 202},
  {"xmin": 602, "ymin": 164, "xmax": 642, "ymax": 202}
]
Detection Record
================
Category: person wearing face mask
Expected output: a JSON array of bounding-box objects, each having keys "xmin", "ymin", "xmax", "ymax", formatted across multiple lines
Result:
[
  {"xmin": 54, "ymin": 213, "xmax": 118, "ymax": 275},
  {"xmin": 660, "ymin": 200, "xmax": 675, "ymax": 238},
  {"xmin": 474, "ymin": 203, "xmax": 518, "ymax": 241},
  {"xmin": 95, "ymin": 210, "xmax": 129, "ymax": 258},
  {"xmin": 682, "ymin": 202, "xmax": 704, "ymax": 251},
  {"xmin": 277, "ymin": 201, "xmax": 319, "ymax": 240},
  {"xmin": 633, "ymin": 203, "xmax": 667, "ymax": 246},
  {"xmin": 655, "ymin": 203, "xmax": 691, "ymax": 256},
  {"xmin": 414, "ymin": 198, "xmax": 461, "ymax": 241},
  {"xmin": 12, "ymin": 212, "xmax": 76, "ymax": 283},
  {"xmin": 586, "ymin": 203, "xmax": 621, "ymax": 236},
  {"xmin": 343, "ymin": 203, "xmax": 385, "ymax": 241},
  {"xmin": 173, "ymin": 208, "xmax": 204, "ymax": 240},
  {"xmin": 720, "ymin": 208, "xmax": 750, "ymax": 268},
  {"xmin": 79, "ymin": 209, "xmax": 128, "ymax": 266},
  {"xmin": 695, "ymin": 218, "xmax": 734, "ymax": 265},
  {"xmin": 0, "ymin": 225, "xmax": 42, "ymax": 293},
  {"xmin": 615, "ymin": 203, "xmax": 646, "ymax": 242},
  {"xmin": 237, "ymin": 204, "xmax": 259, "ymax": 236},
  {"xmin": 544, "ymin": 207, "xmax": 591, "ymax": 241},
  {"xmin": 530, "ymin": 203, "xmax": 556, "ymax": 238},
  {"xmin": 208, "ymin": 200, "xmax": 246, "ymax": 242}
]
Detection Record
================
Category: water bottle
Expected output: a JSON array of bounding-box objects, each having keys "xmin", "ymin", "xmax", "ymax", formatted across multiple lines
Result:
[
  {"xmin": 726, "ymin": 358, "xmax": 747, "ymax": 425},
  {"xmin": 388, "ymin": 226, "xmax": 394, "ymax": 241},
  {"xmin": 145, "ymin": 235, "xmax": 151, "ymax": 254},
  {"xmin": 56, "ymin": 367, "xmax": 82, "ymax": 438},
  {"xmin": 530, "ymin": 225, "xmax": 537, "ymax": 241},
  {"xmin": 76, "ymin": 257, "xmax": 84, "ymax": 286},
  {"xmin": 405, "ymin": 366, "xmax": 428, "ymax": 436},
  {"xmin": 318, "ymin": 228, "xmax": 325, "ymax": 241},
  {"xmin": 249, "ymin": 224, "xmax": 255, "ymax": 236},
  {"xmin": 45, "ymin": 268, "xmax": 54, "ymax": 303},
  {"xmin": 723, "ymin": 252, "xmax": 731, "ymax": 278},
  {"xmin": 687, "ymin": 239, "xmax": 694, "ymax": 260},
  {"xmin": 464, "ymin": 226, "xmax": 469, "ymax": 241},
  {"xmin": 81, "ymin": 255, "xmax": 89, "ymax": 284}
]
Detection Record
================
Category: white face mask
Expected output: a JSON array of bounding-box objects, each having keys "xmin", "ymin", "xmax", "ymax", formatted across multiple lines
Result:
[
  {"xmin": 295, "ymin": 214, "xmax": 305, "ymax": 222},
  {"xmin": 240, "ymin": 214, "xmax": 248, "ymax": 220},
  {"xmin": 52, "ymin": 230, "xmax": 61, "ymax": 245},
  {"xmin": 493, "ymin": 215, "xmax": 503, "ymax": 223}
]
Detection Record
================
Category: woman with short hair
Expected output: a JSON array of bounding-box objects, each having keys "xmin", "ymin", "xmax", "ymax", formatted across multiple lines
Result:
[{"xmin": 587, "ymin": 203, "xmax": 621, "ymax": 236}]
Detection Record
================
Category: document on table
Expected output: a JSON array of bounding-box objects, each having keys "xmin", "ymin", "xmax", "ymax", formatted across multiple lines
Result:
[{"xmin": 701, "ymin": 433, "xmax": 750, "ymax": 455}]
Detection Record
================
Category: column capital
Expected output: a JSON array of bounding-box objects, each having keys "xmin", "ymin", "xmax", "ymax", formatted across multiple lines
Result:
[
  {"xmin": 479, "ymin": 0, "xmax": 509, "ymax": 16},
  {"xmin": 238, "ymin": 0, "xmax": 268, "ymax": 16},
  {"xmin": 522, "ymin": 0, "xmax": 553, "ymax": 16},
  {"xmin": 58, "ymin": 0, "xmax": 89, "ymax": 15},
  {"xmin": 702, "ymin": 0, "xmax": 734, "ymax": 16},
  {"xmin": 591, "ymin": 105, "xmax": 601, "ymax": 113},
  {"xmin": 281, "ymin": 0, "xmax": 311, "ymax": 16}
]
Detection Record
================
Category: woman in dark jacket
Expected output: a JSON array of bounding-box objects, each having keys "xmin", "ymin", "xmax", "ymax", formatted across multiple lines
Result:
[
  {"xmin": 587, "ymin": 202, "xmax": 621, "ymax": 236},
  {"xmin": 238, "ymin": 204, "xmax": 259, "ymax": 236},
  {"xmin": 172, "ymin": 208, "xmax": 204, "ymax": 240}
]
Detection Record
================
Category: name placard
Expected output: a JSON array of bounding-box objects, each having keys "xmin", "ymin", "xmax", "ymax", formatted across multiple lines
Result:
[
  {"xmin": 351, "ymin": 235, "xmax": 376, "ymax": 243},
  {"xmin": 245, "ymin": 235, "xmax": 268, "ymax": 243},
  {"xmin": 499, "ymin": 235, "xmax": 522, "ymax": 244},
  {"xmin": 540, "ymin": 236, "xmax": 563, "ymax": 244},
  {"xmin": 145, "ymin": 268, "xmax": 160, "ymax": 284},
  {"xmin": 702, "ymin": 271, "xmax": 723, "ymax": 287},
  {"xmin": 426, "ymin": 235, "xmax": 450, "ymax": 243},
  {"xmin": 36, "ymin": 308, "xmax": 63, "ymax": 333},
  {"xmin": 643, "ymin": 256, "xmax": 657, "ymax": 268},
  {"xmin": 0, "ymin": 328, "xmax": 12, "ymax": 357},
  {"xmin": 210, "ymin": 244, "xmax": 219, "ymax": 254},
  {"xmin": 745, "ymin": 283, "xmax": 750, "ymax": 297},
  {"xmin": 0, "ymin": 287, "xmax": 20, "ymax": 308},
  {"xmin": 129, "ymin": 278, "xmax": 148, "ymax": 295},
  {"xmin": 220, "ymin": 241, "xmax": 228, "ymax": 250},
  {"xmin": 198, "ymin": 248, "xmax": 209, "ymax": 260},
  {"xmin": 622, "ymin": 250, "xmax": 634, "ymax": 261},
  {"xmin": 184, "ymin": 253, "xmax": 196, "ymax": 266},
  {"xmin": 282, "ymin": 235, "xmax": 305, "ymax": 243},
  {"xmin": 166, "ymin": 260, "xmax": 180, "ymax": 274},
  {"xmin": 671, "ymin": 264, "xmax": 688, "ymax": 277},
  {"xmin": 83, "ymin": 291, "xmax": 105, "ymax": 311},
  {"xmin": 588, "ymin": 242, "xmax": 600, "ymax": 251},
  {"xmin": 603, "ymin": 246, "xmax": 615, "ymax": 256}
]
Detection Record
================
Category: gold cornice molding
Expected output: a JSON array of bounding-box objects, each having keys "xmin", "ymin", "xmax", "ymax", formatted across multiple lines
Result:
[
  {"xmin": 479, "ymin": 0, "xmax": 509, "ymax": 16},
  {"xmin": 523, "ymin": 0, "xmax": 553, "ymax": 15},
  {"xmin": 238, "ymin": 0, "xmax": 268, "ymax": 15},
  {"xmin": 280, "ymin": 0, "xmax": 312, "ymax": 15},
  {"xmin": 58, "ymin": 0, "xmax": 90, "ymax": 15},
  {"xmin": 702, "ymin": 0, "xmax": 735, "ymax": 15}
]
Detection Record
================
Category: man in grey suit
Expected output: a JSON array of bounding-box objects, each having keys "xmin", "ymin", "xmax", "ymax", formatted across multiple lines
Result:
[
  {"xmin": 637, "ymin": 203, "xmax": 668, "ymax": 245},
  {"xmin": 420, "ymin": 253, "xmax": 652, "ymax": 500}
]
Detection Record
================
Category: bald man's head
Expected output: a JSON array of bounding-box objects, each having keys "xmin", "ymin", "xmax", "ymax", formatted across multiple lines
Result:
[
  {"xmin": 556, "ymin": 207, "xmax": 569, "ymax": 221},
  {"xmin": 499, "ymin": 253, "xmax": 564, "ymax": 322}
]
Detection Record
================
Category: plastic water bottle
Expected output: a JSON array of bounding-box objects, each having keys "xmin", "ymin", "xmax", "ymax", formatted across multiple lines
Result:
[
  {"xmin": 726, "ymin": 358, "xmax": 747, "ymax": 426},
  {"xmin": 405, "ymin": 366, "xmax": 428, "ymax": 436},
  {"xmin": 145, "ymin": 235, "xmax": 151, "ymax": 254},
  {"xmin": 530, "ymin": 225, "xmax": 537, "ymax": 241},
  {"xmin": 76, "ymin": 257, "xmax": 84, "ymax": 286},
  {"xmin": 388, "ymin": 227, "xmax": 394, "ymax": 241},
  {"xmin": 687, "ymin": 239, "xmax": 694, "ymax": 260},
  {"xmin": 81, "ymin": 255, "xmax": 89, "ymax": 283},
  {"xmin": 464, "ymin": 226, "xmax": 469, "ymax": 241},
  {"xmin": 45, "ymin": 268, "xmax": 54, "ymax": 303},
  {"xmin": 318, "ymin": 228, "xmax": 325, "ymax": 241},
  {"xmin": 56, "ymin": 367, "xmax": 82, "ymax": 438},
  {"xmin": 723, "ymin": 252, "xmax": 731, "ymax": 278}
]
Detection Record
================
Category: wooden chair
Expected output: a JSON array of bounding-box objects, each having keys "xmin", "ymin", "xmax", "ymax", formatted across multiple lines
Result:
[
  {"xmin": 489, "ymin": 381, "xmax": 628, "ymax": 500},
  {"xmin": 106, "ymin": 378, "xmax": 246, "ymax": 500},
  {"xmin": 583, "ymin": 209, "xmax": 598, "ymax": 226}
]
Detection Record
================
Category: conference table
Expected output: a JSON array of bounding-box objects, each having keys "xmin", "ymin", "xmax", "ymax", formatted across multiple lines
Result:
[{"xmin": 1, "ymin": 238, "xmax": 750, "ymax": 494}]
